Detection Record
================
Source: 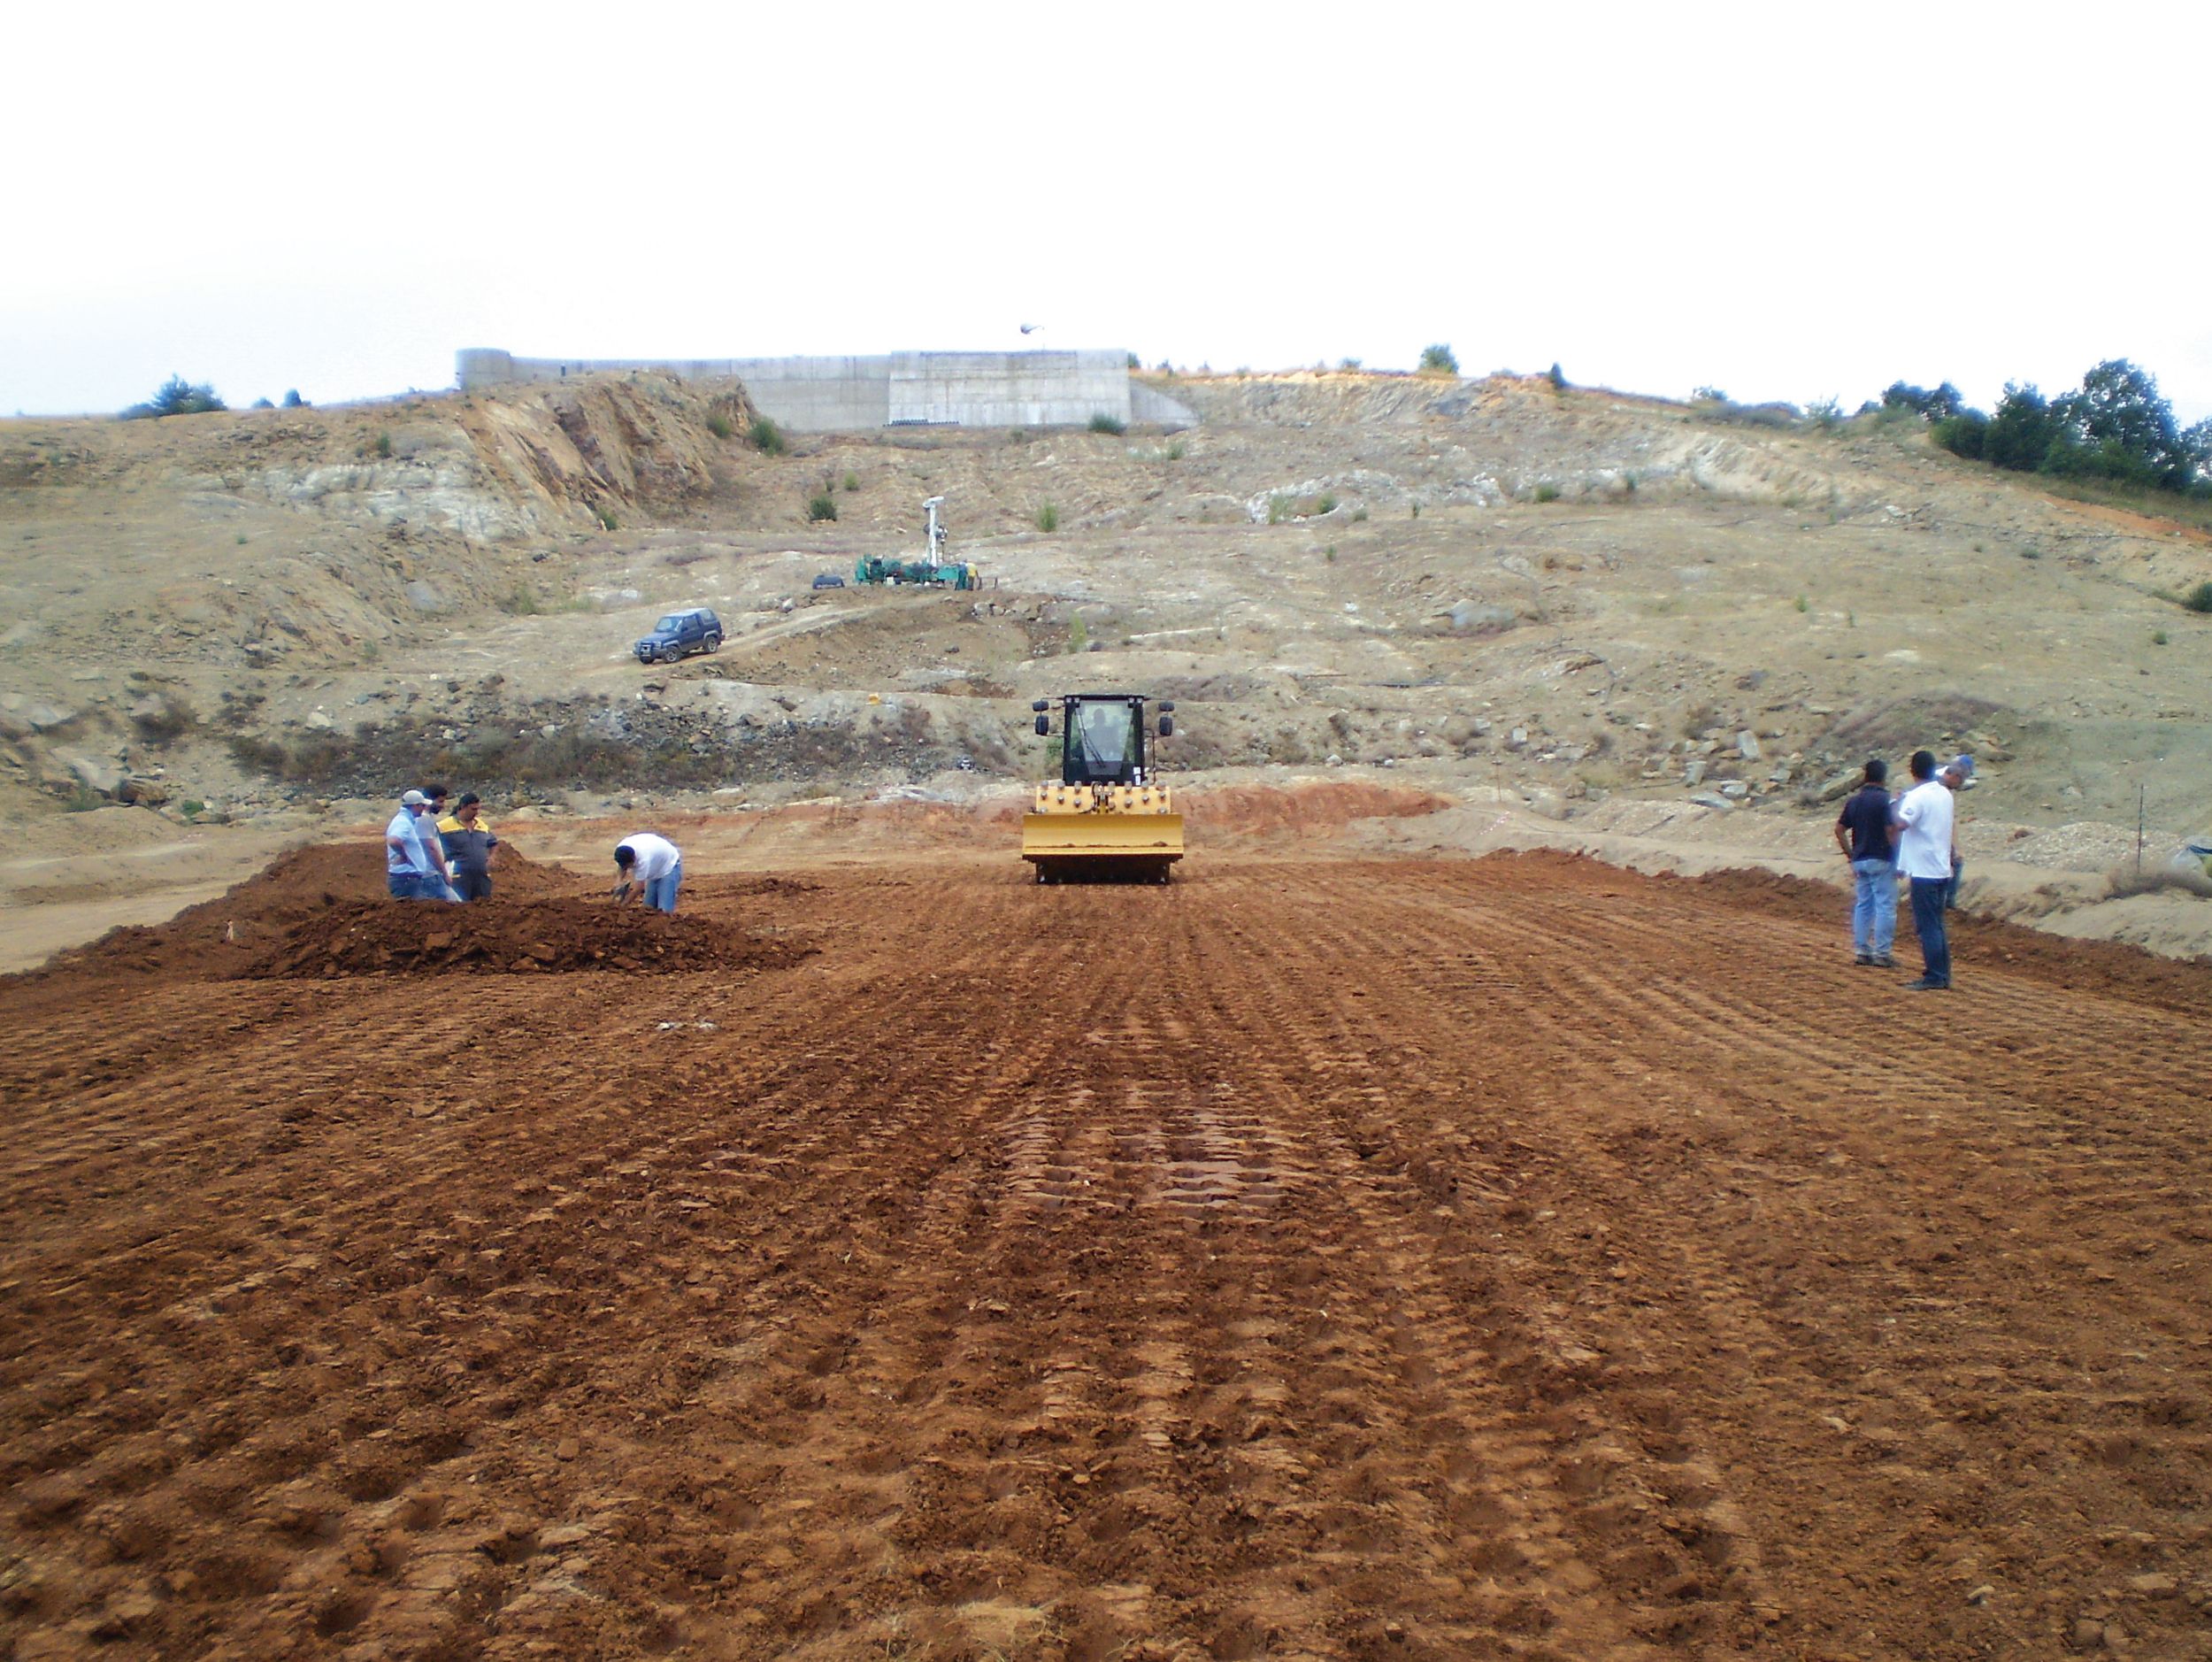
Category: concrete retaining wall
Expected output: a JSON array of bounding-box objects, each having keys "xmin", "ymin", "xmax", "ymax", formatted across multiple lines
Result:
[{"xmin": 456, "ymin": 348, "xmax": 1194, "ymax": 431}]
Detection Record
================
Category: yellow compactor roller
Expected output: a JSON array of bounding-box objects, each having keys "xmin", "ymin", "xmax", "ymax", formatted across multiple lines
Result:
[{"xmin": 1021, "ymin": 694, "xmax": 1184, "ymax": 883}]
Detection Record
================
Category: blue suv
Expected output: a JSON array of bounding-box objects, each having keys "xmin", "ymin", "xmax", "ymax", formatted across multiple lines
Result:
[{"xmin": 634, "ymin": 607, "xmax": 723, "ymax": 665}]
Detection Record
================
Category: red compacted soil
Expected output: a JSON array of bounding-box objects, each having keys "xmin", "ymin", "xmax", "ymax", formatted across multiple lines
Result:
[{"xmin": 3, "ymin": 848, "xmax": 2208, "ymax": 1658}]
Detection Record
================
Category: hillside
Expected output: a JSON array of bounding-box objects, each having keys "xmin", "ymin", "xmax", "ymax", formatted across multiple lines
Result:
[{"xmin": 3, "ymin": 369, "xmax": 2209, "ymax": 962}]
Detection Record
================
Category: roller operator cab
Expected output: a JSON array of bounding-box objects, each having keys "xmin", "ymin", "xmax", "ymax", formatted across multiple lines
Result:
[{"xmin": 1020, "ymin": 694, "xmax": 1183, "ymax": 883}]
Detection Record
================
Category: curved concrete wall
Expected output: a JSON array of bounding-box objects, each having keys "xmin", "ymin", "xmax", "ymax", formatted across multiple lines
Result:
[{"xmin": 455, "ymin": 348, "xmax": 1194, "ymax": 432}]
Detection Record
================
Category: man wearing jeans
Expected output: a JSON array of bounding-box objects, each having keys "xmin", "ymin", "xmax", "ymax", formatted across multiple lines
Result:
[
  {"xmin": 384, "ymin": 789, "xmax": 450, "ymax": 901},
  {"xmin": 1893, "ymin": 750, "xmax": 1956, "ymax": 990},
  {"xmin": 1832, "ymin": 758, "xmax": 1896, "ymax": 966},
  {"xmin": 612, "ymin": 833, "xmax": 683, "ymax": 913}
]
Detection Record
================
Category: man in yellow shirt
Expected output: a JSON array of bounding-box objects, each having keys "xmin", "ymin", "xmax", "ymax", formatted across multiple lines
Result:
[{"xmin": 436, "ymin": 792, "xmax": 499, "ymax": 902}]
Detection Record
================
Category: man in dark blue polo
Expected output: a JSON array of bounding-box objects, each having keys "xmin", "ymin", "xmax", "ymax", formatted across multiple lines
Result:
[{"xmin": 1833, "ymin": 758, "xmax": 1897, "ymax": 966}]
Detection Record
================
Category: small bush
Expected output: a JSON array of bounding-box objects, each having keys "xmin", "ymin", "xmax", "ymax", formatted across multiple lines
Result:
[
  {"xmin": 1036, "ymin": 503, "xmax": 1059, "ymax": 533},
  {"xmin": 1807, "ymin": 396, "xmax": 1844, "ymax": 428},
  {"xmin": 806, "ymin": 493, "xmax": 838, "ymax": 522},
  {"xmin": 251, "ymin": 396, "xmax": 274, "ymax": 410},
  {"xmin": 1165, "ymin": 439, "xmax": 1186, "ymax": 461},
  {"xmin": 1069, "ymin": 615, "xmax": 1088, "ymax": 651},
  {"xmin": 1126, "ymin": 351, "xmax": 1141, "ymax": 369},
  {"xmin": 2180, "ymin": 581, "xmax": 2212, "ymax": 613},
  {"xmin": 120, "ymin": 374, "xmax": 225, "ymax": 419},
  {"xmin": 65, "ymin": 787, "xmax": 102, "ymax": 812},
  {"xmin": 180, "ymin": 798, "xmax": 207, "ymax": 819},
  {"xmin": 842, "ymin": 470, "xmax": 860, "ymax": 491},
  {"xmin": 282, "ymin": 389, "xmax": 307, "ymax": 408},
  {"xmin": 1410, "ymin": 502, "xmax": 1421, "ymax": 519},
  {"xmin": 705, "ymin": 412, "xmax": 734, "ymax": 441},
  {"xmin": 749, "ymin": 417, "xmax": 787, "ymax": 455},
  {"xmin": 594, "ymin": 504, "xmax": 618, "ymax": 532},
  {"xmin": 2153, "ymin": 629, "xmax": 2170, "ymax": 645},
  {"xmin": 1352, "ymin": 505, "xmax": 1368, "ymax": 521},
  {"xmin": 1418, "ymin": 343, "xmax": 1458, "ymax": 375},
  {"xmin": 1548, "ymin": 362, "xmax": 1567, "ymax": 391},
  {"xmin": 1267, "ymin": 495, "xmax": 1293, "ymax": 526},
  {"xmin": 1532, "ymin": 483, "xmax": 1561, "ymax": 504},
  {"xmin": 499, "ymin": 587, "xmax": 542, "ymax": 615},
  {"xmin": 1315, "ymin": 492, "xmax": 1339, "ymax": 515},
  {"xmin": 1088, "ymin": 412, "xmax": 1125, "ymax": 435},
  {"xmin": 1692, "ymin": 385, "xmax": 1728, "ymax": 404},
  {"xmin": 1324, "ymin": 545, "xmax": 1336, "ymax": 562},
  {"xmin": 1794, "ymin": 595, "xmax": 1809, "ymax": 613},
  {"xmin": 1339, "ymin": 357, "xmax": 1363, "ymax": 371},
  {"xmin": 373, "ymin": 431, "xmax": 393, "ymax": 458}
]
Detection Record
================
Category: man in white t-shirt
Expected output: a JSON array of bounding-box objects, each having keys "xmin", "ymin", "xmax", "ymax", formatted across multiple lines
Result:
[
  {"xmin": 1892, "ymin": 750, "xmax": 1955, "ymax": 990},
  {"xmin": 612, "ymin": 832, "xmax": 683, "ymax": 913}
]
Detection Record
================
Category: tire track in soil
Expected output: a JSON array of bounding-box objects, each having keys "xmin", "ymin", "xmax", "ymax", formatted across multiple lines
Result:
[{"xmin": 4, "ymin": 856, "xmax": 2211, "ymax": 1658}]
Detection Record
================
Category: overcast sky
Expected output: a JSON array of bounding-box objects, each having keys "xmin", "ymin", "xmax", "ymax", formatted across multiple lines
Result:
[{"xmin": 7, "ymin": 2, "xmax": 2208, "ymax": 422}]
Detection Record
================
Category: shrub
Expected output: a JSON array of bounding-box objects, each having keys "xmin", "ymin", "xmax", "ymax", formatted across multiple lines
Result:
[
  {"xmin": 180, "ymin": 799, "xmax": 206, "ymax": 819},
  {"xmin": 251, "ymin": 396, "xmax": 274, "ymax": 410},
  {"xmin": 1315, "ymin": 493, "xmax": 1339, "ymax": 515},
  {"xmin": 373, "ymin": 431, "xmax": 393, "ymax": 458},
  {"xmin": 120, "ymin": 374, "xmax": 225, "ymax": 419},
  {"xmin": 2183, "ymin": 581, "xmax": 2212, "ymax": 614},
  {"xmin": 1266, "ymin": 495, "xmax": 1292, "ymax": 526},
  {"xmin": 706, "ymin": 412, "xmax": 734, "ymax": 441},
  {"xmin": 1125, "ymin": 351, "xmax": 1141, "ymax": 369},
  {"xmin": 499, "ymin": 587, "xmax": 542, "ymax": 615},
  {"xmin": 1339, "ymin": 357, "xmax": 1363, "ymax": 371},
  {"xmin": 806, "ymin": 492, "xmax": 838, "ymax": 522},
  {"xmin": 1548, "ymin": 362, "xmax": 1568, "ymax": 391},
  {"xmin": 593, "ymin": 504, "xmax": 618, "ymax": 531},
  {"xmin": 749, "ymin": 416, "xmax": 787, "ymax": 455},
  {"xmin": 843, "ymin": 470, "xmax": 860, "ymax": 491},
  {"xmin": 1324, "ymin": 545, "xmax": 1336, "ymax": 562},
  {"xmin": 1087, "ymin": 412, "xmax": 1125, "ymax": 435},
  {"xmin": 1692, "ymin": 385, "xmax": 1728, "ymax": 404},
  {"xmin": 282, "ymin": 389, "xmax": 307, "ymax": 408},
  {"xmin": 1351, "ymin": 505, "xmax": 1369, "ymax": 521},
  {"xmin": 1069, "ymin": 615, "xmax": 1088, "ymax": 651},
  {"xmin": 1794, "ymin": 595, "xmax": 1809, "ymax": 613},
  {"xmin": 1418, "ymin": 343, "xmax": 1458, "ymax": 375},
  {"xmin": 1532, "ymin": 483, "xmax": 1561, "ymax": 504},
  {"xmin": 1807, "ymin": 396, "xmax": 1844, "ymax": 428},
  {"xmin": 2154, "ymin": 629, "xmax": 2170, "ymax": 645},
  {"xmin": 1165, "ymin": 439, "xmax": 1186, "ymax": 461},
  {"xmin": 65, "ymin": 787, "xmax": 102, "ymax": 812},
  {"xmin": 1932, "ymin": 412, "xmax": 1989, "ymax": 460},
  {"xmin": 1035, "ymin": 503, "xmax": 1059, "ymax": 533}
]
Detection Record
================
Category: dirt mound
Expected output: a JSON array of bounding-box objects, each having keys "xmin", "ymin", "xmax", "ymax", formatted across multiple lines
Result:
[
  {"xmin": 16, "ymin": 841, "xmax": 584, "ymax": 983},
  {"xmin": 238, "ymin": 896, "xmax": 808, "ymax": 978}
]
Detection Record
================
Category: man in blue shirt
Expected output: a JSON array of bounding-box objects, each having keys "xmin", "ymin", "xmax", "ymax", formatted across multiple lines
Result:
[
  {"xmin": 1832, "ymin": 758, "xmax": 1897, "ymax": 966},
  {"xmin": 384, "ymin": 789, "xmax": 448, "ymax": 901}
]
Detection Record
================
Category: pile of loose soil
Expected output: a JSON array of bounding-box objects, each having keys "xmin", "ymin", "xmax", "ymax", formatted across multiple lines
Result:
[{"xmin": 236, "ymin": 896, "xmax": 810, "ymax": 978}]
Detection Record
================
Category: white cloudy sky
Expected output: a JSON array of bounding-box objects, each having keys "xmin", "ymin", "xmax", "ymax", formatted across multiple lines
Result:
[{"xmin": 7, "ymin": 2, "xmax": 2208, "ymax": 422}]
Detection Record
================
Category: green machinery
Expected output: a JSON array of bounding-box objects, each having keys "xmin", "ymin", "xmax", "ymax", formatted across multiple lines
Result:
[{"xmin": 855, "ymin": 495, "xmax": 979, "ymax": 589}]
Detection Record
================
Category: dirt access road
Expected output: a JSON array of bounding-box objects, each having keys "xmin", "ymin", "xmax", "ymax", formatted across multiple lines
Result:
[{"xmin": 3, "ymin": 850, "xmax": 2209, "ymax": 1659}]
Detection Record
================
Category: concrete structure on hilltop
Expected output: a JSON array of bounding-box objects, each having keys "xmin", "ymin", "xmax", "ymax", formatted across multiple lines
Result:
[{"xmin": 457, "ymin": 348, "xmax": 1196, "ymax": 433}]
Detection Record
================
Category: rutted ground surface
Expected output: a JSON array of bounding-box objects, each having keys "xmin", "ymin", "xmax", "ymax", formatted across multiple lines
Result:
[{"xmin": 3, "ymin": 850, "xmax": 2210, "ymax": 1658}]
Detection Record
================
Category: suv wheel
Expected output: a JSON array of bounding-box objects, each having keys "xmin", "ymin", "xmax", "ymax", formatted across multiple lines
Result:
[{"xmin": 705, "ymin": 635, "xmax": 720, "ymax": 653}]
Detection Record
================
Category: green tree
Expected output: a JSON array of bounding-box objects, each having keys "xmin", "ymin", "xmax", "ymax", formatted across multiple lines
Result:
[
  {"xmin": 120, "ymin": 374, "xmax": 226, "ymax": 419},
  {"xmin": 1984, "ymin": 382, "xmax": 2060, "ymax": 473},
  {"xmin": 2053, "ymin": 358, "xmax": 2189, "ymax": 489},
  {"xmin": 1417, "ymin": 343, "xmax": 1458, "ymax": 375},
  {"xmin": 1880, "ymin": 380, "xmax": 1964, "ymax": 419}
]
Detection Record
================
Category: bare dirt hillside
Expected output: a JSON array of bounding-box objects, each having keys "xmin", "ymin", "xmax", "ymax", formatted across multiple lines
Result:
[
  {"xmin": 4, "ymin": 842, "xmax": 2210, "ymax": 1658},
  {"xmin": 3, "ymin": 370, "xmax": 2210, "ymax": 961}
]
